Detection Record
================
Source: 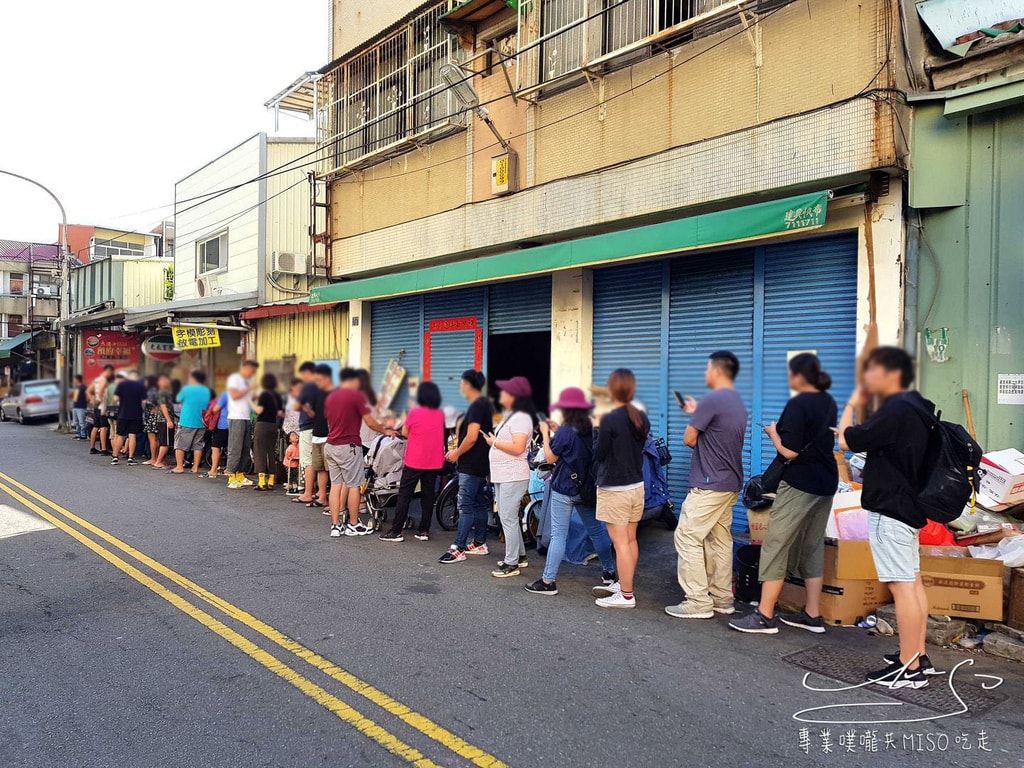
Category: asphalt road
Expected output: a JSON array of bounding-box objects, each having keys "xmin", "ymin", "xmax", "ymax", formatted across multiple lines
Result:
[{"xmin": 2, "ymin": 421, "xmax": 1023, "ymax": 768}]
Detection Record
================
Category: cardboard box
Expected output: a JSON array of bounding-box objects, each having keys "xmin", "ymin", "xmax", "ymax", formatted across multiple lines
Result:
[
  {"xmin": 1007, "ymin": 568, "xmax": 1024, "ymax": 631},
  {"xmin": 919, "ymin": 547, "xmax": 1004, "ymax": 621},
  {"xmin": 747, "ymin": 508, "xmax": 770, "ymax": 544},
  {"xmin": 779, "ymin": 540, "xmax": 889, "ymax": 626},
  {"xmin": 979, "ymin": 448, "xmax": 1024, "ymax": 506}
]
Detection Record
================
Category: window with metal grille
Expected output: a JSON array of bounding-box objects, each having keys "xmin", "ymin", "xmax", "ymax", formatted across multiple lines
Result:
[
  {"xmin": 535, "ymin": 0, "xmax": 742, "ymax": 85},
  {"xmin": 319, "ymin": 0, "xmax": 466, "ymax": 172}
]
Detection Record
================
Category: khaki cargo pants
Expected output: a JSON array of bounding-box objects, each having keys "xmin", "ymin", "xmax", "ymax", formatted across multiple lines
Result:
[{"xmin": 674, "ymin": 489, "xmax": 739, "ymax": 611}]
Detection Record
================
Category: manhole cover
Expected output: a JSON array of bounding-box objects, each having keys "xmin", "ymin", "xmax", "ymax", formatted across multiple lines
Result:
[{"xmin": 784, "ymin": 644, "xmax": 1007, "ymax": 718}]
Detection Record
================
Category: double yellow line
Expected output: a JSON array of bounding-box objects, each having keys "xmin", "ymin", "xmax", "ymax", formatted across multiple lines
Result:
[{"xmin": 0, "ymin": 470, "xmax": 506, "ymax": 768}]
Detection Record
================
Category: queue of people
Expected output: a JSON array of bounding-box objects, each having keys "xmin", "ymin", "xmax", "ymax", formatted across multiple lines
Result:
[{"xmin": 78, "ymin": 345, "xmax": 938, "ymax": 690}]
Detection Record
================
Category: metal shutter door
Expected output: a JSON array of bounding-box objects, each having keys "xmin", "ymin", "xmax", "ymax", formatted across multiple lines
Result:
[
  {"xmin": 592, "ymin": 262, "xmax": 665, "ymax": 434},
  {"xmin": 424, "ymin": 288, "xmax": 486, "ymax": 406},
  {"xmin": 668, "ymin": 251, "xmax": 756, "ymax": 531},
  {"xmin": 759, "ymin": 233, "xmax": 858, "ymax": 469},
  {"xmin": 488, "ymin": 276, "xmax": 552, "ymax": 334},
  {"xmin": 370, "ymin": 296, "xmax": 422, "ymax": 415}
]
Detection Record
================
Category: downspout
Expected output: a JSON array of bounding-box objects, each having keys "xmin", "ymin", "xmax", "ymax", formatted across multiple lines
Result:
[{"xmin": 904, "ymin": 206, "xmax": 922, "ymax": 386}]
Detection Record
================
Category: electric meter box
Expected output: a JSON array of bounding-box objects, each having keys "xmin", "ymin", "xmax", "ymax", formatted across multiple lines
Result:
[{"xmin": 491, "ymin": 151, "xmax": 518, "ymax": 196}]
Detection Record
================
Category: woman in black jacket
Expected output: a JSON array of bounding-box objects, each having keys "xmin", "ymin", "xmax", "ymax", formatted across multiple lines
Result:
[{"xmin": 592, "ymin": 369, "xmax": 650, "ymax": 609}]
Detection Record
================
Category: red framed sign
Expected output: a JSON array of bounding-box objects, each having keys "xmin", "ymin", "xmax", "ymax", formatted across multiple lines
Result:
[{"xmin": 423, "ymin": 316, "xmax": 483, "ymax": 379}]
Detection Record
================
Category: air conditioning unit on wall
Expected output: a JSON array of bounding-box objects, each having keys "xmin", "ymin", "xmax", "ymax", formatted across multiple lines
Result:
[
  {"xmin": 196, "ymin": 275, "xmax": 222, "ymax": 297},
  {"xmin": 273, "ymin": 251, "xmax": 310, "ymax": 276}
]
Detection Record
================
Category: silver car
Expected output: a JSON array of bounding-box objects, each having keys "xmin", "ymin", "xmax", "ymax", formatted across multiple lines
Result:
[{"xmin": 0, "ymin": 379, "xmax": 61, "ymax": 424}]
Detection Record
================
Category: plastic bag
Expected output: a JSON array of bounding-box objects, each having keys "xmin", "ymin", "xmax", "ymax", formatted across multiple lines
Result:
[
  {"xmin": 919, "ymin": 519, "xmax": 956, "ymax": 546},
  {"xmin": 968, "ymin": 536, "xmax": 1024, "ymax": 567}
]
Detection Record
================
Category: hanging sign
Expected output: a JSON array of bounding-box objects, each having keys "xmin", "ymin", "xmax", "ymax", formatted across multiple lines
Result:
[
  {"xmin": 171, "ymin": 325, "xmax": 222, "ymax": 351},
  {"xmin": 82, "ymin": 331, "xmax": 140, "ymax": 374},
  {"xmin": 142, "ymin": 334, "xmax": 182, "ymax": 362}
]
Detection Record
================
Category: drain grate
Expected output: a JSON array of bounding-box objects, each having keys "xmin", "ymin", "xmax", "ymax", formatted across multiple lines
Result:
[{"xmin": 784, "ymin": 644, "xmax": 1007, "ymax": 718}]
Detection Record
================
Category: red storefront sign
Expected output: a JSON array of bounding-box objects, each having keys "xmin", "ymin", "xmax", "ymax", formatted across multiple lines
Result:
[
  {"xmin": 423, "ymin": 317, "xmax": 483, "ymax": 379},
  {"xmin": 82, "ymin": 331, "xmax": 141, "ymax": 375}
]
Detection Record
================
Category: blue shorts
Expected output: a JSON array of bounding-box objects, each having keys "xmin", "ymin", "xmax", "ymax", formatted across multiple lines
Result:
[{"xmin": 868, "ymin": 511, "xmax": 920, "ymax": 583}]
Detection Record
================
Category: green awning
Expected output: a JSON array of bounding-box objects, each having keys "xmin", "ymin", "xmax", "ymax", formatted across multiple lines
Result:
[
  {"xmin": 0, "ymin": 330, "xmax": 39, "ymax": 360},
  {"xmin": 310, "ymin": 190, "xmax": 829, "ymax": 306}
]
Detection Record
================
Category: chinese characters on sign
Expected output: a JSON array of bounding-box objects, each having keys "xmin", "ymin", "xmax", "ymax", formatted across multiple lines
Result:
[
  {"xmin": 997, "ymin": 373, "xmax": 1024, "ymax": 405},
  {"xmin": 784, "ymin": 203, "xmax": 825, "ymax": 230},
  {"xmin": 82, "ymin": 331, "xmax": 140, "ymax": 374},
  {"xmin": 798, "ymin": 728, "xmax": 993, "ymax": 755},
  {"xmin": 171, "ymin": 326, "xmax": 222, "ymax": 351}
]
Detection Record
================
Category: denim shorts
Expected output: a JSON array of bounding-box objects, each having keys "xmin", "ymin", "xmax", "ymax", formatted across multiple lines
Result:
[{"xmin": 868, "ymin": 511, "xmax": 920, "ymax": 583}]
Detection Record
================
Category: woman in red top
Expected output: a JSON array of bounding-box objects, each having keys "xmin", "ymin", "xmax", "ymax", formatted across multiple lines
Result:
[{"xmin": 379, "ymin": 381, "xmax": 445, "ymax": 542}]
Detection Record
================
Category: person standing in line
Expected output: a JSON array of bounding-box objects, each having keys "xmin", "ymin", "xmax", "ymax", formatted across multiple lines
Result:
[
  {"xmin": 291, "ymin": 362, "xmax": 320, "ymax": 504},
  {"xmin": 526, "ymin": 387, "xmax": 617, "ymax": 596},
  {"xmin": 324, "ymin": 367, "xmax": 395, "ymax": 538},
  {"xmin": 70, "ymin": 374, "xmax": 88, "ymax": 439},
  {"xmin": 355, "ymin": 369, "xmax": 381, "ymax": 450},
  {"xmin": 838, "ymin": 347, "xmax": 937, "ymax": 689},
  {"xmin": 252, "ymin": 373, "xmax": 282, "ymax": 491},
  {"xmin": 729, "ymin": 353, "xmax": 838, "ymax": 634},
  {"xmin": 104, "ymin": 370, "xmax": 123, "ymax": 454},
  {"xmin": 304, "ymin": 364, "xmax": 334, "ymax": 510},
  {"xmin": 592, "ymin": 369, "xmax": 650, "ymax": 608},
  {"xmin": 484, "ymin": 376, "xmax": 536, "ymax": 578},
  {"xmin": 379, "ymin": 381, "xmax": 445, "ymax": 542},
  {"xmin": 172, "ymin": 370, "xmax": 211, "ymax": 475},
  {"xmin": 206, "ymin": 389, "xmax": 230, "ymax": 479},
  {"xmin": 226, "ymin": 359, "xmax": 259, "ymax": 489},
  {"xmin": 439, "ymin": 370, "xmax": 495, "ymax": 564},
  {"xmin": 150, "ymin": 374, "xmax": 176, "ymax": 470},
  {"xmin": 110, "ymin": 370, "xmax": 147, "ymax": 466},
  {"xmin": 666, "ymin": 351, "xmax": 748, "ymax": 619},
  {"xmin": 88, "ymin": 365, "xmax": 115, "ymax": 455},
  {"xmin": 142, "ymin": 376, "xmax": 161, "ymax": 464},
  {"xmin": 282, "ymin": 377, "xmax": 302, "ymax": 438}
]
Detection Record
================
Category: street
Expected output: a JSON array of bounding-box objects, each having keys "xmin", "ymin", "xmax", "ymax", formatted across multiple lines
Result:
[{"xmin": 2, "ymin": 423, "xmax": 1023, "ymax": 768}]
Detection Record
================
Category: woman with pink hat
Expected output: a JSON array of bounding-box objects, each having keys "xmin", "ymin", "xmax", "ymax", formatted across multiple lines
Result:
[
  {"xmin": 525, "ymin": 387, "xmax": 617, "ymax": 596},
  {"xmin": 484, "ymin": 376, "xmax": 537, "ymax": 578}
]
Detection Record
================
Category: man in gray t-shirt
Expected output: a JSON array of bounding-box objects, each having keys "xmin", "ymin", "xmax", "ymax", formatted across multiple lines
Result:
[{"xmin": 666, "ymin": 351, "xmax": 749, "ymax": 620}]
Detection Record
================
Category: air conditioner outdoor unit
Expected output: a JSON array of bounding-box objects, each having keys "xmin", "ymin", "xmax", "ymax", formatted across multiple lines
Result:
[
  {"xmin": 196, "ymin": 275, "xmax": 222, "ymax": 298},
  {"xmin": 273, "ymin": 251, "xmax": 310, "ymax": 276},
  {"xmin": 33, "ymin": 286, "xmax": 53, "ymax": 298}
]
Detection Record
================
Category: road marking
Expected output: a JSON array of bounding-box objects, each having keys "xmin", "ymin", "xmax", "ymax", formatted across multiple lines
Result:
[
  {"xmin": 0, "ymin": 480, "xmax": 440, "ymax": 768},
  {"xmin": 0, "ymin": 471, "xmax": 506, "ymax": 768},
  {"xmin": 0, "ymin": 503, "xmax": 55, "ymax": 539}
]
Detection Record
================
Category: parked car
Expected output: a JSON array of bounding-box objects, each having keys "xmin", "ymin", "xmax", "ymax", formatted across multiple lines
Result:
[{"xmin": 0, "ymin": 379, "xmax": 61, "ymax": 424}]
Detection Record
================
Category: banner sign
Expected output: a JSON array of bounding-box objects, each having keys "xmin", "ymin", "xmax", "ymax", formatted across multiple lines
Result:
[
  {"xmin": 82, "ymin": 331, "xmax": 140, "ymax": 375},
  {"xmin": 171, "ymin": 325, "xmax": 222, "ymax": 350},
  {"xmin": 142, "ymin": 334, "xmax": 182, "ymax": 362}
]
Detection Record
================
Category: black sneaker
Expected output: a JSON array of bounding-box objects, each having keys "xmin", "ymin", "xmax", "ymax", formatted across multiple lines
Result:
[
  {"xmin": 89, "ymin": 448, "xmax": 101, "ymax": 455},
  {"xmin": 882, "ymin": 653, "xmax": 940, "ymax": 675},
  {"xmin": 126, "ymin": 458, "xmax": 138, "ymax": 466},
  {"xmin": 867, "ymin": 664, "xmax": 929, "ymax": 689},
  {"xmin": 602, "ymin": 570, "xmax": 618, "ymax": 585},
  {"xmin": 728, "ymin": 609, "xmax": 779, "ymax": 634},
  {"xmin": 779, "ymin": 610, "xmax": 827, "ymax": 634},
  {"xmin": 378, "ymin": 531, "xmax": 404, "ymax": 542},
  {"xmin": 491, "ymin": 563, "xmax": 521, "ymax": 578},
  {"xmin": 524, "ymin": 579, "xmax": 558, "ymax": 596},
  {"xmin": 110, "ymin": 457, "xmax": 119, "ymax": 466}
]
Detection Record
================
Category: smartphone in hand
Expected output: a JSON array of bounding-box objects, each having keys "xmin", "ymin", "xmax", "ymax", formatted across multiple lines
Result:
[{"xmin": 674, "ymin": 391, "xmax": 686, "ymax": 409}]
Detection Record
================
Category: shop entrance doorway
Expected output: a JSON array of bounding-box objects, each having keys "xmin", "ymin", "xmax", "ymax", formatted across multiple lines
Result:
[{"xmin": 487, "ymin": 331, "xmax": 551, "ymax": 415}]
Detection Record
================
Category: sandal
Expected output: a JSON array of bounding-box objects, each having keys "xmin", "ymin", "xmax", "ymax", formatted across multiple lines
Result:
[
  {"xmin": 291, "ymin": 497, "xmax": 314, "ymax": 504},
  {"xmin": 306, "ymin": 500, "xmax": 324, "ymax": 508}
]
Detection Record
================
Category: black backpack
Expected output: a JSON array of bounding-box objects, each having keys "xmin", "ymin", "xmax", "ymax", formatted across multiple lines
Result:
[{"xmin": 908, "ymin": 401, "xmax": 983, "ymax": 524}]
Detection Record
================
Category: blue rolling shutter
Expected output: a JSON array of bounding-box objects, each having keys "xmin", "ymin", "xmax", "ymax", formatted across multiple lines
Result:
[
  {"xmin": 424, "ymin": 287, "xmax": 486, "ymax": 406},
  {"xmin": 758, "ymin": 233, "xmax": 859, "ymax": 469},
  {"xmin": 489, "ymin": 276, "xmax": 552, "ymax": 334},
  {"xmin": 592, "ymin": 262, "xmax": 665, "ymax": 436},
  {"xmin": 668, "ymin": 252, "xmax": 756, "ymax": 530},
  {"xmin": 370, "ymin": 296, "xmax": 422, "ymax": 415}
]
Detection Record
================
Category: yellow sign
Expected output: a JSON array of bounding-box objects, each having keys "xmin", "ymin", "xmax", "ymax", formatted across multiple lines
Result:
[
  {"xmin": 171, "ymin": 325, "xmax": 222, "ymax": 350},
  {"xmin": 494, "ymin": 155, "xmax": 509, "ymax": 188}
]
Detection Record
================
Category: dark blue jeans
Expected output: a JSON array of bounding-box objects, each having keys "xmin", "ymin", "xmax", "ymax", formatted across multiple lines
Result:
[{"xmin": 455, "ymin": 473, "xmax": 491, "ymax": 551}]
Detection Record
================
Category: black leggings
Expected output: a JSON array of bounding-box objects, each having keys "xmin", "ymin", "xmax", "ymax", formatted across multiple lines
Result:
[
  {"xmin": 253, "ymin": 422, "xmax": 278, "ymax": 475},
  {"xmin": 388, "ymin": 467, "xmax": 439, "ymax": 535}
]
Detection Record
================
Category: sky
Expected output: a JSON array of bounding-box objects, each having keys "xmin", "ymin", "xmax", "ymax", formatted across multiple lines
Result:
[{"xmin": 0, "ymin": 0, "xmax": 328, "ymax": 245}]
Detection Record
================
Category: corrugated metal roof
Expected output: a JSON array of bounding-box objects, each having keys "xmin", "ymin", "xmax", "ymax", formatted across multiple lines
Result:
[{"xmin": 0, "ymin": 239, "xmax": 61, "ymax": 263}]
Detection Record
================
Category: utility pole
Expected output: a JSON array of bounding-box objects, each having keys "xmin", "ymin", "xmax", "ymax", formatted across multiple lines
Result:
[{"xmin": 0, "ymin": 170, "xmax": 71, "ymax": 430}]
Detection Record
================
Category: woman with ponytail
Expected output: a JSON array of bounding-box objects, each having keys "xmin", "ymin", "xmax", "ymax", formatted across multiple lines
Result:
[
  {"xmin": 592, "ymin": 369, "xmax": 650, "ymax": 609},
  {"xmin": 728, "ymin": 352, "xmax": 839, "ymax": 635}
]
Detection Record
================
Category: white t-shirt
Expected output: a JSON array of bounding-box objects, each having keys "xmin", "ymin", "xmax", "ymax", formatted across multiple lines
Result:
[
  {"xmin": 488, "ymin": 411, "xmax": 533, "ymax": 483},
  {"xmin": 226, "ymin": 373, "xmax": 254, "ymax": 420}
]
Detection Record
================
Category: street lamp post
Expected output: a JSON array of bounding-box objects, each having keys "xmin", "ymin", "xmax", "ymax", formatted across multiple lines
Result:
[{"xmin": 0, "ymin": 170, "xmax": 71, "ymax": 430}]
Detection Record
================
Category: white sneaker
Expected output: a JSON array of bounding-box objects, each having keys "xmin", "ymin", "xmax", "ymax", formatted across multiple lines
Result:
[
  {"xmin": 664, "ymin": 602, "xmax": 713, "ymax": 619},
  {"xmin": 713, "ymin": 603, "xmax": 737, "ymax": 615},
  {"xmin": 592, "ymin": 582, "xmax": 621, "ymax": 597},
  {"xmin": 240, "ymin": 477, "xmax": 254, "ymax": 487},
  {"xmin": 349, "ymin": 522, "xmax": 372, "ymax": 536},
  {"xmin": 330, "ymin": 525, "xmax": 342, "ymax": 538},
  {"xmin": 595, "ymin": 592, "xmax": 636, "ymax": 609},
  {"xmin": 227, "ymin": 481, "xmax": 244, "ymax": 490}
]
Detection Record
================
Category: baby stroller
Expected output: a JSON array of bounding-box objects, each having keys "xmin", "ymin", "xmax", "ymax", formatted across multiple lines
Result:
[{"xmin": 363, "ymin": 434, "xmax": 407, "ymax": 531}]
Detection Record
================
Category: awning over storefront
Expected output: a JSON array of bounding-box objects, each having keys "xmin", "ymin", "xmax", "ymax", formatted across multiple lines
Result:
[
  {"xmin": 309, "ymin": 191, "xmax": 829, "ymax": 306},
  {"xmin": 0, "ymin": 330, "xmax": 41, "ymax": 360},
  {"xmin": 124, "ymin": 292, "xmax": 259, "ymax": 330}
]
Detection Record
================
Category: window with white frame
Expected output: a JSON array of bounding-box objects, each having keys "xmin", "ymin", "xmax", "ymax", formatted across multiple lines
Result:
[
  {"xmin": 196, "ymin": 232, "xmax": 228, "ymax": 275},
  {"xmin": 320, "ymin": 0, "xmax": 466, "ymax": 171},
  {"xmin": 536, "ymin": 0, "xmax": 742, "ymax": 85},
  {"xmin": 8, "ymin": 273, "xmax": 25, "ymax": 295}
]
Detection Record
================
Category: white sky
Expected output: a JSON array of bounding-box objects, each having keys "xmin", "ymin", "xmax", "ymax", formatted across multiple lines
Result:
[{"xmin": 0, "ymin": 0, "xmax": 327, "ymax": 245}]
